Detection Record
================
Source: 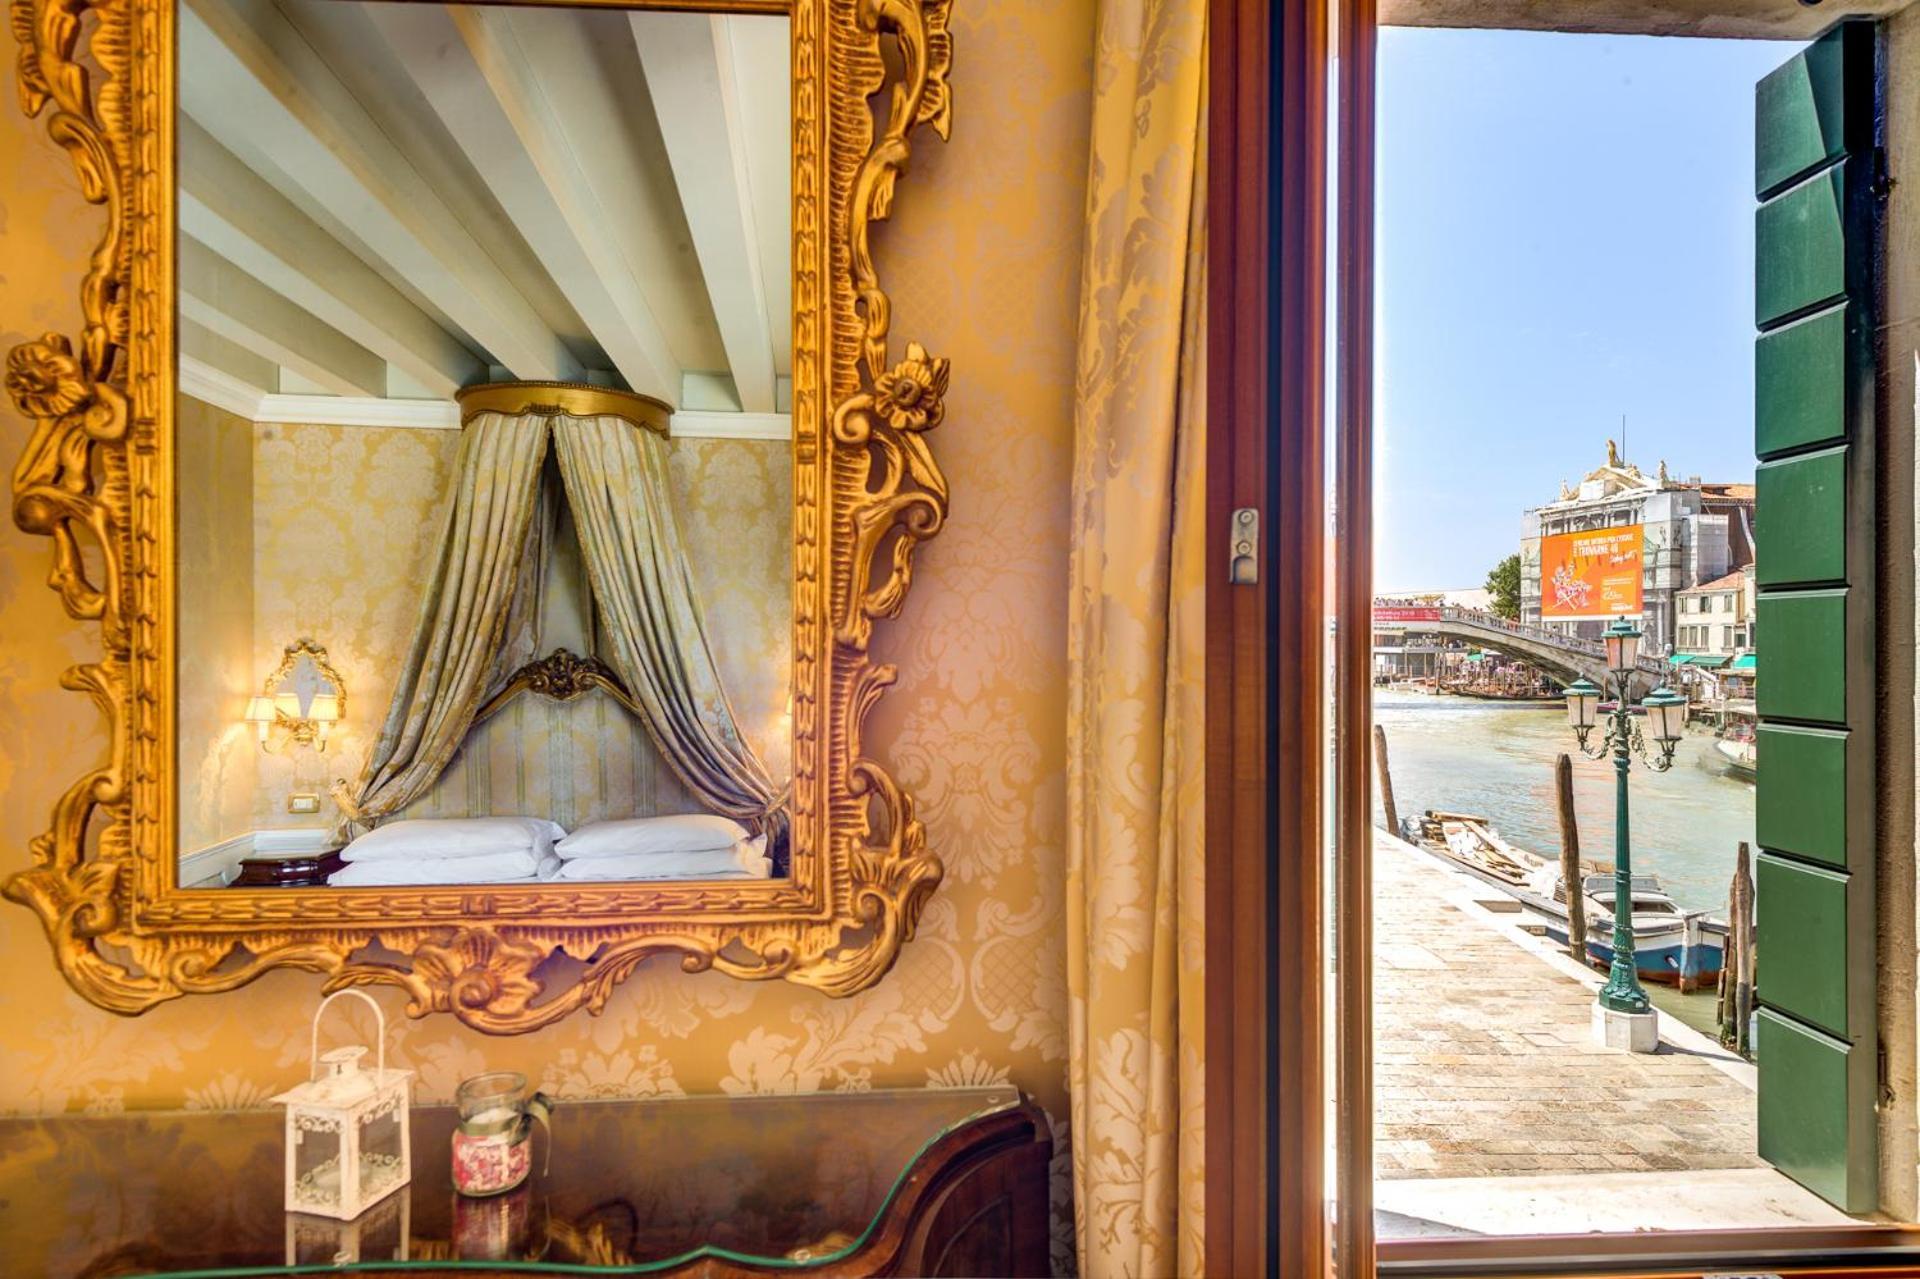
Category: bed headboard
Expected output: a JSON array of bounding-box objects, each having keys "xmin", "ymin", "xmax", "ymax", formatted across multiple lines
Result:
[
  {"xmin": 399, "ymin": 647, "xmax": 682, "ymax": 832},
  {"xmin": 473, "ymin": 648, "xmax": 639, "ymax": 726}
]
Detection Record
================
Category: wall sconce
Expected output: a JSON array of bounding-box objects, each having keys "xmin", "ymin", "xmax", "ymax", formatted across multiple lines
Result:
[{"xmin": 248, "ymin": 640, "xmax": 347, "ymax": 754}]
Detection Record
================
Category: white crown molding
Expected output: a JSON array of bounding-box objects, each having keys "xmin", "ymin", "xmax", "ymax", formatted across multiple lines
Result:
[
  {"xmin": 670, "ymin": 410, "xmax": 791, "ymax": 441},
  {"xmin": 180, "ymin": 370, "xmax": 791, "ymax": 440},
  {"xmin": 179, "ymin": 356, "xmax": 269, "ymax": 420},
  {"xmin": 252, "ymin": 393, "xmax": 461, "ymax": 429}
]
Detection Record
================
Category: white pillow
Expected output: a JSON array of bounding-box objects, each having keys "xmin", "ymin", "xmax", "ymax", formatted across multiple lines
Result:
[
  {"xmin": 329, "ymin": 849, "xmax": 550, "ymax": 885},
  {"xmin": 341, "ymin": 816, "xmax": 566, "ymax": 863},
  {"xmin": 554, "ymin": 814, "xmax": 750, "ymax": 860},
  {"xmin": 540, "ymin": 839, "xmax": 770, "ymax": 882}
]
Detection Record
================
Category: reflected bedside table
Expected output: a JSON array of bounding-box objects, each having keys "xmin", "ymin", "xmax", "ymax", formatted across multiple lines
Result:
[{"xmin": 229, "ymin": 846, "xmax": 345, "ymax": 887}]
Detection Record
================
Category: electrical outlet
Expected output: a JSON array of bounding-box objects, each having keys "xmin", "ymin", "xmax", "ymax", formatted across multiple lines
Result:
[{"xmin": 287, "ymin": 793, "xmax": 321, "ymax": 815}]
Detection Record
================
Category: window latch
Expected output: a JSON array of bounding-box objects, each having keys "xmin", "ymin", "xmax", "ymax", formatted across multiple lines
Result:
[{"xmin": 1229, "ymin": 508, "xmax": 1259, "ymax": 585}]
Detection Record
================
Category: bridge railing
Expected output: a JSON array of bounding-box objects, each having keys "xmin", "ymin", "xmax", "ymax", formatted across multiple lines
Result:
[{"xmin": 1431, "ymin": 607, "xmax": 1667, "ymax": 676}]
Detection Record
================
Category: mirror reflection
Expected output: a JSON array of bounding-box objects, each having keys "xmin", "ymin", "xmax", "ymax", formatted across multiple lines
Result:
[{"xmin": 174, "ymin": 0, "xmax": 794, "ymax": 889}]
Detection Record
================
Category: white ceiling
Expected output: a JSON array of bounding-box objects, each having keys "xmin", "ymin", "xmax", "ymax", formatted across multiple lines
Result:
[{"xmin": 177, "ymin": 0, "xmax": 792, "ymax": 415}]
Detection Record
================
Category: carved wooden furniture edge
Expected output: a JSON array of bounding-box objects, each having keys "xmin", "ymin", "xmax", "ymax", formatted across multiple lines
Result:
[{"xmin": 2, "ymin": 0, "xmax": 953, "ymax": 1027}]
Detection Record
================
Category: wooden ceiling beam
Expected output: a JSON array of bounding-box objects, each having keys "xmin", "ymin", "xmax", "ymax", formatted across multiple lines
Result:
[
  {"xmin": 178, "ymin": 0, "xmax": 582, "ymax": 385},
  {"xmin": 366, "ymin": 3, "xmax": 684, "ymax": 404},
  {"xmin": 178, "ymin": 236, "xmax": 387, "ymax": 399},
  {"xmin": 629, "ymin": 10, "xmax": 778, "ymax": 413},
  {"xmin": 177, "ymin": 119, "xmax": 482, "ymax": 399}
]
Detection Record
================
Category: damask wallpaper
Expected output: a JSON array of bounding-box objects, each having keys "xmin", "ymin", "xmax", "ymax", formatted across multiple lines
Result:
[
  {"xmin": 0, "ymin": 0, "xmax": 1093, "ymax": 1269},
  {"xmin": 176, "ymin": 396, "xmax": 259, "ymax": 854}
]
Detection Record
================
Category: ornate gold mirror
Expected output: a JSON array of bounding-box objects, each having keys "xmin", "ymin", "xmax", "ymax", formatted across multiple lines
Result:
[{"xmin": 6, "ymin": 0, "xmax": 953, "ymax": 1027}]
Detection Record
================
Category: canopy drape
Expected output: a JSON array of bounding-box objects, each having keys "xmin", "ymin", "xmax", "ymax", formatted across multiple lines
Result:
[
  {"xmin": 336, "ymin": 403, "xmax": 781, "ymax": 837},
  {"xmin": 551, "ymin": 414, "xmax": 781, "ymax": 827},
  {"xmin": 336, "ymin": 411, "xmax": 551, "ymax": 826}
]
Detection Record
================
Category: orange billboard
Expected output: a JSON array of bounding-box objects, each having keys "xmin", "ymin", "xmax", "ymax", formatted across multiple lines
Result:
[{"xmin": 1540, "ymin": 526, "xmax": 1643, "ymax": 621}]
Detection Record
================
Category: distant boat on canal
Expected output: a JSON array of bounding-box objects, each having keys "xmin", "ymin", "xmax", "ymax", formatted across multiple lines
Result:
[
  {"xmin": 1714, "ymin": 704, "xmax": 1757, "ymax": 780},
  {"xmin": 1398, "ymin": 810, "xmax": 1727, "ymax": 990}
]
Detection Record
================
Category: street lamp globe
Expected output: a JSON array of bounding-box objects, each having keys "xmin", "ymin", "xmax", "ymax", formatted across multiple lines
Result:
[
  {"xmin": 1642, "ymin": 686, "xmax": 1686, "ymax": 753},
  {"xmin": 1565, "ymin": 677, "xmax": 1601, "ymax": 732},
  {"xmin": 1601, "ymin": 618, "xmax": 1642, "ymax": 676}
]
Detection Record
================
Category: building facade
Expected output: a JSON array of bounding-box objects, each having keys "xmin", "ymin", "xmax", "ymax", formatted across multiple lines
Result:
[
  {"xmin": 1519, "ymin": 443, "xmax": 1753, "ymax": 655},
  {"xmin": 1674, "ymin": 566, "xmax": 1755, "ymax": 661}
]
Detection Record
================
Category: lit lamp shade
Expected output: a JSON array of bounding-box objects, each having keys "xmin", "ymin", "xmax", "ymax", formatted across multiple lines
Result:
[
  {"xmin": 1641, "ymin": 686, "xmax": 1686, "ymax": 745},
  {"xmin": 1601, "ymin": 619, "xmax": 1642, "ymax": 675},
  {"xmin": 1564, "ymin": 678, "xmax": 1600, "ymax": 731},
  {"xmin": 245, "ymin": 696, "xmax": 278, "ymax": 742},
  {"xmin": 308, "ymin": 693, "xmax": 341, "ymax": 748}
]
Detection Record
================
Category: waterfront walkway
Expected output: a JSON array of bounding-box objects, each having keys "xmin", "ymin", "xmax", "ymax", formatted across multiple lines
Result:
[{"xmin": 1374, "ymin": 829, "xmax": 1762, "ymax": 1181}]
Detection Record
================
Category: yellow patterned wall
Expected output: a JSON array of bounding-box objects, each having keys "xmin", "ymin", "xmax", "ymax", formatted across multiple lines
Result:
[
  {"xmin": 0, "ymin": 0, "xmax": 1090, "ymax": 1264},
  {"xmin": 668, "ymin": 436, "xmax": 794, "ymax": 779},
  {"xmin": 176, "ymin": 396, "xmax": 258, "ymax": 855},
  {"xmin": 249, "ymin": 421, "xmax": 459, "ymax": 832}
]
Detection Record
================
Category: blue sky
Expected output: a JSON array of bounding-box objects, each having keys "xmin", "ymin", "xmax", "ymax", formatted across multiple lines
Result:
[{"xmin": 1374, "ymin": 28, "xmax": 1801, "ymax": 592}]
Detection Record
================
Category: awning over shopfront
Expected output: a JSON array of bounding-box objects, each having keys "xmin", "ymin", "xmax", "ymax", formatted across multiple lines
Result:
[
  {"xmin": 1729, "ymin": 653, "xmax": 1756, "ymax": 673},
  {"xmin": 1669, "ymin": 654, "xmax": 1731, "ymax": 669}
]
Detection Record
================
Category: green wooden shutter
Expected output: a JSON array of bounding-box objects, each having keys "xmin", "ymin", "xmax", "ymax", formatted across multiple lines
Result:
[{"xmin": 1752, "ymin": 21, "xmax": 1883, "ymax": 1215}]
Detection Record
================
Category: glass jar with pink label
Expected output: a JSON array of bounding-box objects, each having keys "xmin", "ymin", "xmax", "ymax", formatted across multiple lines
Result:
[{"xmin": 451, "ymin": 1072, "xmax": 552, "ymax": 1198}]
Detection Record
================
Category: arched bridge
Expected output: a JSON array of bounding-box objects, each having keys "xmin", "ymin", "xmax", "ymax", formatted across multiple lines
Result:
[{"xmin": 1375, "ymin": 606, "xmax": 1667, "ymax": 698}]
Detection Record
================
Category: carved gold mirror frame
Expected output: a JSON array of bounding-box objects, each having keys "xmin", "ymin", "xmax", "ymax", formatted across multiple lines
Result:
[{"xmin": 5, "ymin": 0, "xmax": 952, "ymax": 1029}]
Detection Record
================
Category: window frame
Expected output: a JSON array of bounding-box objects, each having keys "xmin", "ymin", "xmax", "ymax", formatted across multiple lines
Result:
[{"xmin": 1328, "ymin": 7, "xmax": 1916, "ymax": 1277}]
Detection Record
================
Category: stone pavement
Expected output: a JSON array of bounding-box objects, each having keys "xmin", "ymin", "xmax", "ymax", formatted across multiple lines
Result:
[{"xmin": 1374, "ymin": 831, "xmax": 1763, "ymax": 1181}]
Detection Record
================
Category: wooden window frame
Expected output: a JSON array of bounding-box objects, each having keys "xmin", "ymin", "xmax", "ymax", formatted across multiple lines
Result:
[
  {"xmin": 1205, "ymin": 0, "xmax": 1329, "ymax": 1272},
  {"xmin": 1204, "ymin": 1, "xmax": 1920, "ymax": 1275}
]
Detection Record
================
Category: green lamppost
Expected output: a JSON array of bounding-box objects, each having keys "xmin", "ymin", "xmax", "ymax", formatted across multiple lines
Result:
[{"xmin": 1563, "ymin": 619, "xmax": 1687, "ymax": 1036}]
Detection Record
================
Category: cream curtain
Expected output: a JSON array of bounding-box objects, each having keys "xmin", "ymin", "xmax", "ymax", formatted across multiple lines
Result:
[
  {"xmin": 1065, "ymin": 0, "xmax": 1207, "ymax": 1271},
  {"xmin": 551, "ymin": 414, "xmax": 781, "ymax": 827},
  {"xmin": 337, "ymin": 411, "xmax": 552, "ymax": 826}
]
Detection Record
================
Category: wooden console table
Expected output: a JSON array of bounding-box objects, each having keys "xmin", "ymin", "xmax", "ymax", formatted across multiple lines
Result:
[{"xmin": 0, "ymin": 1087, "xmax": 1051, "ymax": 1277}]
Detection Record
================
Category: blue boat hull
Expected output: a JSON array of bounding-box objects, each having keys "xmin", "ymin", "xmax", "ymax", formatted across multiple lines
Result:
[{"xmin": 1541, "ymin": 924, "xmax": 1724, "ymax": 986}]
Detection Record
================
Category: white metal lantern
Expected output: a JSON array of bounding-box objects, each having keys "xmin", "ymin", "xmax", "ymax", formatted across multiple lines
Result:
[{"xmin": 273, "ymin": 989, "xmax": 413, "ymax": 1219}]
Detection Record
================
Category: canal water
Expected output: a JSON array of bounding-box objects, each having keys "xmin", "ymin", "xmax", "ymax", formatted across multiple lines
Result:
[
  {"xmin": 1372, "ymin": 690, "xmax": 1755, "ymax": 916},
  {"xmin": 1372, "ymin": 690, "xmax": 1754, "ymax": 1037}
]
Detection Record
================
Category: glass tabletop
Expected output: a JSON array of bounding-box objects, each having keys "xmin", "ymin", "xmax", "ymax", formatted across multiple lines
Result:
[{"xmin": 0, "ymin": 1086, "xmax": 1023, "ymax": 1276}]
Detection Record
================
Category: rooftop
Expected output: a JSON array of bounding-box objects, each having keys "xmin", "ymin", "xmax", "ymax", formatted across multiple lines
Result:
[{"xmin": 1679, "ymin": 569, "xmax": 1748, "ymax": 594}]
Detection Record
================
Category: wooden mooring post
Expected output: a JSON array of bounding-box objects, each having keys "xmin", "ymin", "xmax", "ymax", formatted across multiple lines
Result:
[
  {"xmin": 1554, "ymin": 754, "xmax": 1586, "ymax": 962},
  {"xmin": 1734, "ymin": 842, "xmax": 1755, "ymax": 1056},
  {"xmin": 1718, "ymin": 842, "xmax": 1756, "ymax": 1056},
  {"xmin": 1374, "ymin": 725, "xmax": 1399, "ymax": 834}
]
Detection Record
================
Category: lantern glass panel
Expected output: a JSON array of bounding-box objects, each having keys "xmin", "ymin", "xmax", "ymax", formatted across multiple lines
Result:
[
  {"xmin": 1645, "ymin": 692, "xmax": 1684, "ymax": 743},
  {"xmin": 1604, "ymin": 623, "xmax": 1641, "ymax": 674},
  {"xmin": 290, "ymin": 1113, "xmax": 347, "ymax": 1216},
  {"xmin": 360, "ymin": 1099, "xmax": 407, "ymax": 1205},
  {"xmin": 1565, "ymin": 680, "xmax": 1599, "ymax": 730}
]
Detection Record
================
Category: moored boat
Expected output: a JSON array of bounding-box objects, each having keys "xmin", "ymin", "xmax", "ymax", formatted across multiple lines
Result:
[
  {"xmin": 1522, "ymin": 867, "xmax": 1726, "ymax": 992},
  {"xmin": 1397, "ymin": 809, "xmax": 1726, "ymax": 990}
]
